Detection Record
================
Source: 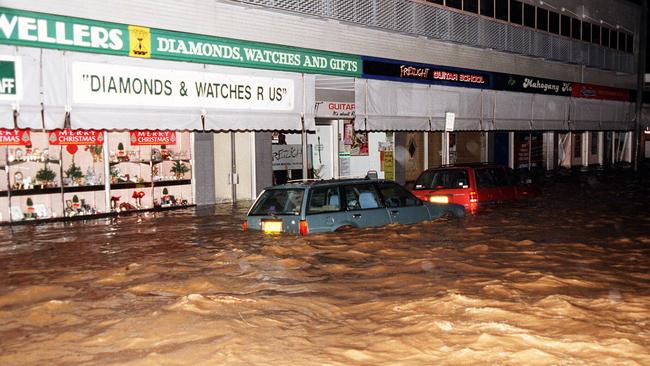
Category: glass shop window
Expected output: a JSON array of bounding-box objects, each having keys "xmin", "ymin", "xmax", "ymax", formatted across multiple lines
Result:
[
  {"xmin": 523, "ymin": 4, "xmax": 535, "ymax": 28},
  {"xmin": 480, "ymin": 0, "xmax": 494, "ymax": 17},
  {"xmin": 592, "ymin": 24, "xmax": 601, "ymax": 45},
  {"xmin": 536, "ymin": 8, "xmax": 548, "ymax": 32},
  {"xmin": 560, "ymin": 14, "xmax": 571, "ymax": 37},
  {"xmin": 510, "ymin": 0, "xmax": 522, "ymax": 25},
  {"xmin": 572, "ymin": 18, "xmax": 581, "ymax": 40},
  {"xmin": 581, "ymin": 21, "xmax": 591, "ymax": 43},
  {"xmin": 549, "ymin": 11, "xmax": 559, "ymax": 34},
  {"xmin": 446, "ymin": 0, "xmax": 462, "ymax": 10},
  {"xmin": 463, "ymin": 0, "xmax": 479, "ymax": 14},
  {"xmin": 495, "ymin": 0, "xmax": 508, "ymax": 21}
]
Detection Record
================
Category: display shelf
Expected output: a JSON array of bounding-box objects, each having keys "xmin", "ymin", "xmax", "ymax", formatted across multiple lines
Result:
[
  {"xmin": 153, "ymin": 179, "xmax": 192, "ymax": 187},
  {"xmin": 63, "ymin": 185, "xmax": 106, "ymax": 193},
  {"xmin": 109, "ymin": 160, "xmax": 152, "ymax": 166},
  {"xmin": 151, "ymin": 158, "xmax": 191, "ymax": 165},
  {"xmin": 10, "ymin": 187, "xmax": 62, "ymax": 196},
  {"xmin": 110, "ymin": 182, "xmax": 153, "ymax": 189},
  {"xmin": 8, "ymin": 159, "xmax": 61, "ymax": 167}
]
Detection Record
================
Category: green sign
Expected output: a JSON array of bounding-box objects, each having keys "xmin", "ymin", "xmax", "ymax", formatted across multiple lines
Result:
[
  {"xmin": 0, "ymin": 7, "xmax": 129, "ymax": 55},
  {"xmin": 0, "ymin": 60, "xmax": 16, "ymax": 96},
  {"xmin": 150, "ymin": 29, "xmax": 360, "ymax": 76},
  {"xmin": 0, "ymin": 7, "xmax": 361, "ymax": 77}
]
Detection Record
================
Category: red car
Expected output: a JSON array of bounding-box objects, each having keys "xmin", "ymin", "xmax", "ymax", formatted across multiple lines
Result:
[{"xmin": 411, "ymin": 164, "xmax": 537, "ymax": 211}]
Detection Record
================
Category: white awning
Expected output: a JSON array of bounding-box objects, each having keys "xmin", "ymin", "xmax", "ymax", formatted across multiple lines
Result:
[
  {"xmin": 40, "ymin": 49, "xmax": 312, "ymax": 131},
  {"xmin": 355, "ymin": 79, "xmax": 431, "ymax": 131}
]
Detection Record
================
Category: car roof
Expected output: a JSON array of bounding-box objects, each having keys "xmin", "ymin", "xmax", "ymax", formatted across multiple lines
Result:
[
  {"xmin": 266, "ymin": 178, "xmax": 394, "ymax": 190},
  {"xmin": 424, "ymin": 163, "xmax": 508, "ymax": 171}
]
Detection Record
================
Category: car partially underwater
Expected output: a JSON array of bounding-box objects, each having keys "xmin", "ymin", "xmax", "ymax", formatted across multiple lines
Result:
[{"xmin": 244, "ymin": 177, "xmax": 465, "ymax": 235}]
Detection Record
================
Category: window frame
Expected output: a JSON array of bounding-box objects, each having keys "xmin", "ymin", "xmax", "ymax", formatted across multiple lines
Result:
[
  {"xmin": 306, "ymin": 185, "xmax": 343, "ymax": 215},
  {"xmin": 510, "ymin": 0, "xmax": 523, "ymax": 25},
  {"xmin": 560, "ymin": 14, "xmax": 571, "ymax": 37},
  {"xmin": 495, "ymin": 0, "xmax": 509, "ymax": 21},
  {"xmin": 376, "ymin": 182, "xmax": 423, "ymax": 208},
  {"xmin": 536, "ymin": 7, "xmax": 548, "ymax": 32},
  {"xmin": 523, "ymin": 3, "xmax": 536, "ymax": 28},
  {"xmin": 480, "ymin": 0, "xmax": 495, "ymax": 18},
  {"xmin": 571, "ymin": 18, "xmax": 581, "ymax": 40},
  {"xmin": 549, "ymin": 11, "xmax": 560, "ymax": 35}
]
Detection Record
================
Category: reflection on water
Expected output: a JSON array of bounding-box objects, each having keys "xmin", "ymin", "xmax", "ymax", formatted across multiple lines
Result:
[{"xmin": 0, "ymin": 171, "xmax": 649, "ymax": 365}]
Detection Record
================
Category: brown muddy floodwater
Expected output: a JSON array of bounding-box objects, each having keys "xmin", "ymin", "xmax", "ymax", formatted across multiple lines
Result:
[{"xmin": 0, "ymin": 171, "xmax": 649, "ymax": 366}]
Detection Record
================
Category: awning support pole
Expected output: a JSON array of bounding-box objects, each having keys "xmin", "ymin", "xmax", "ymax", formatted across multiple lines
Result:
[{"xmin": 301, "ymin": 116, "xmax": 308, "ymax": 180}]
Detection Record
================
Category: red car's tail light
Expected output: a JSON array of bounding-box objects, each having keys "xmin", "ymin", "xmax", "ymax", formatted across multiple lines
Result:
[
  {"xmin": 469, "ymin": 191, "xmax": 478, "ymax": 203},
  {"xmin": 242, "ymin": 221, "xmax": 248, "ymax": 232},
  {"xmin": 299, "ymin": 220, "xmax": 309, "ymax": 236}
]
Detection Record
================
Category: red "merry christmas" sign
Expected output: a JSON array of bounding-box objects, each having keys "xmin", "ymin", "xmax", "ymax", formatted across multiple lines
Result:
[
  {"xmin": 48, "ymin": 129, "xmax": 104, "ymax": 145},
  {"xmin": 0, "ymin": 129, "xmax": 31, "ymax": 146},
  {"xmin": 129, "ymin": 131, "xmax": 176, "ymax": 146}
]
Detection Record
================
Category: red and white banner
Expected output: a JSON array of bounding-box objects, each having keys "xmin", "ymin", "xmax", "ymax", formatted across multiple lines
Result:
[
  {"xmin": 315, "ymin": 101, "xmax": 355, "ymax": 118},
  {"xmin": 48, "ymin": 129, "xmax": 104, "ymax": 145},
  {"xmin": 572, "ymin": 83, "xmax": 630, "ymax": 102},
  {"xmin": 0, "ymin": 129, "xmax": 30, "ymax": 146},
  {"xmin": 129, "ymin": 130, "xmax": 176, "ymax": 145}
]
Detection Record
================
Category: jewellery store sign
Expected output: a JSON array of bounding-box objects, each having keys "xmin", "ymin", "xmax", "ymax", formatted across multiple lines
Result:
[
  {"xmin": 72, "ymin": 62, "xmax": 295, "ymax": 111},
  {"xmin": 0, "ymin": 7, "xmax": 361, "ymax": 77}
]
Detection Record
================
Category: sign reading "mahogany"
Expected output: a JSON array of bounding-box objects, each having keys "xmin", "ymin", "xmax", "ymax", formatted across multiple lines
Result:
[
  {"xmin": 129, "ymin": 130, "xmax": 176, "ymax": 145},
  {"xmin": 48, "ymin": 129, "xmax": 104, "ymax": 145}
]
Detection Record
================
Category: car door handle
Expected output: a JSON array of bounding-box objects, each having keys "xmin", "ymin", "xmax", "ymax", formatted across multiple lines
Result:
[
  {"xmin": 390, "ymin": 210, "xmax": 399, "ymax": 214},
  {"xmin": 352, "ymin": 214, "xmax": 362, "ymax": 218}
]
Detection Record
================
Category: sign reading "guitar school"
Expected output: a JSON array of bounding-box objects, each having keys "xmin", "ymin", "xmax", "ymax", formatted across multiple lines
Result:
[{"xmin": 72, "ymin": 62, "xmax": 295, "ymax": 111}]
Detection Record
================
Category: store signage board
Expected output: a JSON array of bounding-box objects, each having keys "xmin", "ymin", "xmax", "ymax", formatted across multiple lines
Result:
[
  {"xmin": 315, "ymin": 101, "xmax": 355, "ymax": 118},
  {"xmin": 571, "ymin": 83, "xmax": 630, "ymax": 101},
  {"xmin": 130, "ymin": 130, "xmax": 176, "ymax": 145},
  {"xmin": 0, "ymin": 7, "xmax": 361, "ymax": 77},
  {"xmin": 0, "ymin": 55, "xmax": 21, "ymax": 101},
  {"xmin": 48, "ymin": 129, "xmax": 104, "ymax": 145},
  {"xmin": 0, "ymin": 128, "xmax": 30, "ymax": 145},
  {"xmin": 493, "ymin": 74, "xmax": 572, "ymax": 96},
  {"xmin": 272, "ymin": 144, "xmax": 312, "ymax": 171},
  {"xmin": 362, "ymin": 56, "xmax": 492, "ymax": 89},
  {"xmin": 72, "ymin": 61, "xmax": 295, "ymax": 110},
  {"xmin": 445, "ymin": 112, "xmax": 455, "ymax": 132}
]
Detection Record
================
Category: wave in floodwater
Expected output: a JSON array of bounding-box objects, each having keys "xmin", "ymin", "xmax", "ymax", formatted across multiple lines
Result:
[{"xmin": 0, "ymin": 171, "xmax": 649, "ymax": 365}]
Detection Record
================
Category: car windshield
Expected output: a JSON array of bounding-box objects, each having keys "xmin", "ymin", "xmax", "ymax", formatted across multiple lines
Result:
[
  {"xmin": 250, "ymin": 189, "xmax": 304, "ymax": 216},
  {"xmin": 414, "ymin": 169, "xmax": 469, "ymax": 189}
]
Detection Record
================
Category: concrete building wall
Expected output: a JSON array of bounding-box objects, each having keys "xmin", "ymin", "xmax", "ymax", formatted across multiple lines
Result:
[{"xmin": 6, "ymin": 0, "xmax": 639, "ymax": 88}]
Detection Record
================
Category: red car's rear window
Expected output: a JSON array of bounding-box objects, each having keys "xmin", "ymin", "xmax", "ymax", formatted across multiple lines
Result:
[{"xmin": 414, "ymin": 169, "xmax": 470, "ymax": 190}]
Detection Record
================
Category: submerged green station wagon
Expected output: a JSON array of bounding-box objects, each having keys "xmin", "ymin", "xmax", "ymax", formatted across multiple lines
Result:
[{"xmin": 244, "ymin": 178, "xmax": 465, "ymax": 235}]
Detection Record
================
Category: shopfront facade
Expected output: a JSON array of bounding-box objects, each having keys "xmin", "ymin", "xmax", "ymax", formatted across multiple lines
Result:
[
  {"xmin": 0, "ymin": 7, "xmax": 361, "ymax": 223},
  {"xmin": 0, "ymin": 5, "xmax": 638, "ymax": 224}
]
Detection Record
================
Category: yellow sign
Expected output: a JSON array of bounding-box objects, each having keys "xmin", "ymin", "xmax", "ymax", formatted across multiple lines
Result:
[
  {"xmin": 128, "ymin": 25, "xmax": 151, "ymax": 58},
  {"xmin": 383, "ymin": 150, "xmax": 394, "ymax": 181}
]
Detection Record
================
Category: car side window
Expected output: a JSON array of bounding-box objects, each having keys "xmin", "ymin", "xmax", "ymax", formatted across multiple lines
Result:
[
  {"xmin": 342, "ymin": 184, "xmax": 382, "ymax": 210},
  {"xmin": 378, "ymin": 183, "xmax": 422, "ymax": 208},
  {"xmin": 414, "ymin": 171, "xmax": 434, "ymax": 189},
  {"xmin": 307, "ymin": 186, "xmax": 341, "ymax": 214},
  {"xmin": 475, "ymin": 169, "xmax": 495, "ymax": 188},
  {"xmin": 491, "ymin": 168, "xmax": 508, "ymax": 186},
  {"xmin": 505, "ymin": 168, "xmax": 520, "ymax": 186}
]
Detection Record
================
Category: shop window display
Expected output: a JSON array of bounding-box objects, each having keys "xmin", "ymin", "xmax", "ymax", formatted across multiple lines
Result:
[
  {"xmin": 108, "ymin": 130, "xmax": 192, "ymax": 212},
  {"xmin": 6, "ymin": 131, "xmax": 63, "ymax": 221},
  {"xmin": 57, "ymin": 130, "xmax": 106, "ymax": 217},
  {"xmin": 0, "ymin": 129, "xmax": 194, "ymax": 224}
]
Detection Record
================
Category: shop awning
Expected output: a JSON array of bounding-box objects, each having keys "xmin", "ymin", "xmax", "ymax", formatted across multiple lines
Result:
[
  {"xmin": 355, "ymin": 79, "xmax": 431, "ymax": 131},
  {"xmin": 40, "ymin": 49, "xmax": 313, "ymax": 131},
  {"xmin": 571, "ymin": 99, "xmax": 634, "ymax": 131},
  {"xmin": 0, "ymin": 45, "xmax": 43, "ymax": 129}
]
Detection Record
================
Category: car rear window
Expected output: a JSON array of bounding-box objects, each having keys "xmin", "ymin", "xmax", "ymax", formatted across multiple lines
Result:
[
  {"xmin": 307, "ymin": 186, "xmax": 341, "ymax": 214},
  {"xmin": 250, "ymin": 189, "xmax": 304, "ymax": 215},
  {"xmin": 414, "ymin": 169, "xmax": 469, "ymax": 190}
]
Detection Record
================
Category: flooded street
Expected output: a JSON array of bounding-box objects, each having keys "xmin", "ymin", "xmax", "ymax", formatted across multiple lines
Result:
[{"xmin": 1, "ymin": 171, "xmax": 649, "ymax": 366}]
